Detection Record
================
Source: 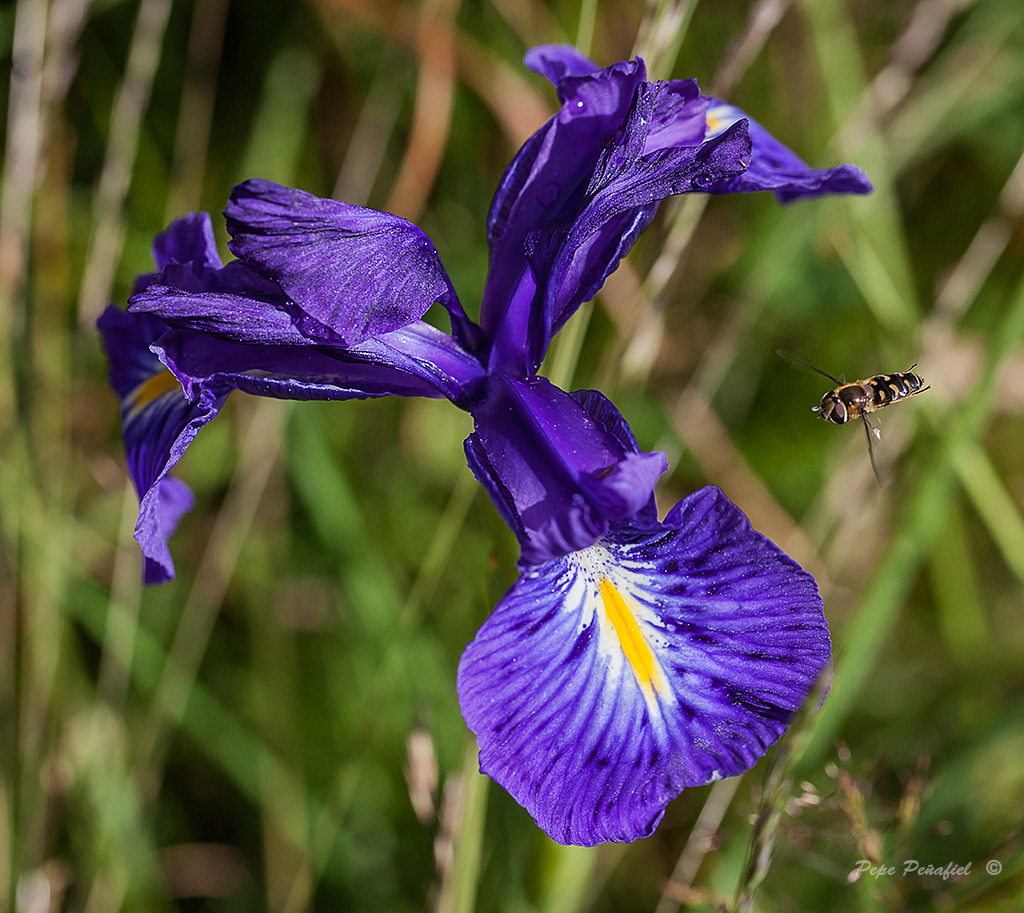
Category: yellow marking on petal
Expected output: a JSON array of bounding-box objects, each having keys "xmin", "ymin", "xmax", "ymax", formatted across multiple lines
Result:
[
  {"xmin": 128, "ymin": 369, "xmax": 181, "ymax": 413},
  {"xmin": 706, "ymin": 114, "xmax": 721, "ymax": 136},
  {"xmin": 599, "ymin": 578, "xmax": 665, "ymax": 696}
]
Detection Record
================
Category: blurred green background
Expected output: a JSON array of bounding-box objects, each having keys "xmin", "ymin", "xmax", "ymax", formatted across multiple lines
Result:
[{"xmin": 2, "ymin": 0, "xmax": 1024, "ymax": 909}]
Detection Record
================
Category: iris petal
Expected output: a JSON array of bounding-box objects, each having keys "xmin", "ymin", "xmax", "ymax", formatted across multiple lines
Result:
[
  {"xmin": 133, "ymin": 211, "xmax": 282, "ymax": 300},
  {"xmin": 466, "ymin": 376, "xmax": 666, "ymax": 564},
  {"xmin": 482, "ymin": 56, "xmax": 647, "ymax": 373},
  {"xmin": 520, "ymin": 89, "xmax": 750, "ymax": 368},
  {"xmin": 98, "ymin": 306, "xmax": 227, "ymax": 583},
  {"xmin": 151, "ymin": 211, "xmax": 221, "ymax": 272},
  {"xmin": 457, "ymin": 486, "xmax": 829, "ymax": 846},
  {"xmin": 132, "ymin": 285, "xmax": 486, "ymax": 404},
  {"xmin": 523, "ymin": 44, "xmax": 602, "ymax": 88},
  {"xmin": 132, "ymin": 212, "xmax": 223, "ymax": 294},
  {"xmin": 704, "ymin": 101, "xmax": 873, "ymax": 201},
  {"xmin": 524, "ymin": 49, "xmax": 871, "ymax": 202},
  {"xmin": 225, "ymin": 179, "xmax": 468, "ymax": 346},
  {"xmin": 153, "ymin": 321, "xmax": 484, "ymax": 405},
  {"xmin": 131, "ymin": 286, "xmax": 309, "ymax": 345},
  {"xmin": 485, "ymin": 60, "xmax": 748, "ymax": 373},
  {"xmin": 643, "ymin": 79, "xmax": 708, "ymax": 152}
]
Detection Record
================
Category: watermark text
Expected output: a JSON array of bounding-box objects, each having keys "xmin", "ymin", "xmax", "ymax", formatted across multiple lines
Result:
[{"xmin": 851, "ymin": 859, "xmax": 1000, "ymax": 883}]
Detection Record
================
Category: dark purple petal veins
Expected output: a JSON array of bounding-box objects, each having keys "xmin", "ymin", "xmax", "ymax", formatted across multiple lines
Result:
[
  {"xmin": 704, "ymin": 101, "xmax": 873, "ymax": 201},
  {"xmin": 153, "ymin": 322, "xmax": 485, "ymax": 406},
  {"xmin": 225, "ymin": 179, "xmax": 470, "ymax": 346},
  {"xmin": 132, "ymin": 287, "xmax": 486, "ymax": 405},
  {"xmin": 97, "ymin": 306, "xmax": 227, "ymax": 583},
  {"xmin": 466, "ymin": 376, "xmax": 666, "ymax": 564},
  {"xmin": 457, "ymin": 486, "xmax": 829, "ymax": 845}
]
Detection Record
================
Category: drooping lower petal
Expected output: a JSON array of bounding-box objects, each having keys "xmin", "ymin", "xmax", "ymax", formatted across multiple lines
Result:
[
  {"xmin": 98, "ymin": 306, "xmax": 228, "ymax": 583},
  {"xmin": 457, "ymin": 486, "xmax": 829, "ymax": 846}
]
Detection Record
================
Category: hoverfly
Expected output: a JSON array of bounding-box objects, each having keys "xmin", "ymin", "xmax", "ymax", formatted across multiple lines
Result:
[{"xmin": 777, "ymin": 350, "xmax": 930, "ymax": 484}]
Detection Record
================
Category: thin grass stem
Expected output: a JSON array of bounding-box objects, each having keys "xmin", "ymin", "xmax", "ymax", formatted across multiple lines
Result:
[
  {"xmin": 433, "ymin": 739, "xmax": 488, "ymax": 913},
  {"xmin": 76, "ymin": 0, "xmax": 172, "ymax": 329},
  {"xmin": 136, "ymin": 399, "xmax": 289, "ymax": 782}
]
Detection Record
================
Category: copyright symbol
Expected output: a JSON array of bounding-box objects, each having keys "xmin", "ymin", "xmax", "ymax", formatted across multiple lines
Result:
[{"xmin": 986, "ymin": 860, "xmax": 1002, "ymax": 876}]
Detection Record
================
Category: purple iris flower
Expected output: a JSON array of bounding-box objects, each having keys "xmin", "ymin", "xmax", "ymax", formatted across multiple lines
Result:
[{"xmin": 98, "ymin": 45, "xmax": 859, "ymax": 844}]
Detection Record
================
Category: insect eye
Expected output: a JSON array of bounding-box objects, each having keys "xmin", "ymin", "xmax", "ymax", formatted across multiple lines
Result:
[
  {"xmin": 817, "ymin": 396, "xmax": 834, "ymax": 421},
  {"xmin": 830, "ymin": 399, "xmax": 846, "ymax": 424}
]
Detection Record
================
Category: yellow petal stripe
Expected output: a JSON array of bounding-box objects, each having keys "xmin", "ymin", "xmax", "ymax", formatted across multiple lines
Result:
[
  {"xmin": 599, "ymin": 577, "xmax": 665, "ymax": 696},
  {"xmin": 128, "ymin": 369, "xmax": 181, "ymax": 414}
]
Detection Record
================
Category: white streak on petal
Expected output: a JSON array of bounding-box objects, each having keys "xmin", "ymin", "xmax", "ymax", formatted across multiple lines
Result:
[{"xmin": 569, "ymin": 545, "xmax": 671, "ymax": 712}]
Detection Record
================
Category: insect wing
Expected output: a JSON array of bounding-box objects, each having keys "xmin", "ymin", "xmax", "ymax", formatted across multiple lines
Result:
[{"xmin": 776, "ymin": 349, "xmax": 844, "ymax": 385}]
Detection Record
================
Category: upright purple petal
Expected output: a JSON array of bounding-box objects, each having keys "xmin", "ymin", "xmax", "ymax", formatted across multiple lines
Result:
[
  {"xmin": 225, "ymin": 180, "xmax": 473, "ymax": 346},
  {"xmin": 518, "ymin": 90, "xmax": 750, "ymax": 370},
  {"xmin": 487, "ymin": 46, "xmax": 872, "ymax": 371},
  {"xmin": 465, "ymin": 375, "xmax": 667, "ymax": 564},
  {"xmin": 523, "ymin": 44, "xmax": 601, "ymax": 88},
  {"xmin": 704, "ymin": 101, "xmax": 873, "ymax": 201},
  {"xmin": 523, "ymin": 45, "xmax": 705, "ymax": 150},
  {"xmin": 643, "ymin": 79, "xmax": 708, "ymax": 152},
  {"xmin": 134, "ymin": 211, "xmax": 282, "ymax": 299},
  {"xmin": 458, "ymin": 486, "xmax": 829, "ymax": 845},
  {"xmin": 484, "ymin": 52, "xmax": 748, "ymax": 374},
  {"xmin": 152, "ymin": 211, "xmax": 222, "ymax": 272},
  {"xmin": 133, "ymin": 212, "xmax": 220, "ymax": 294},
  {"xmin": 481, "ymin": 56, "xmax": 647, "ymax": 373},
  {"xmin": 97, "ymin": 306, "xmax": 227, "ymax": 583}
]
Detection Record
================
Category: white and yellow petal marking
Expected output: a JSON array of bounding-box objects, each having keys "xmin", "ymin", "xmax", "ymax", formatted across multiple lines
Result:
[
  {"xmin": 571, "ymin": 543, "xmax": 670, "ymax": 705},
  {"xmin": 704, "ymin": 103, "xmax": 743, "ymax": 140}
]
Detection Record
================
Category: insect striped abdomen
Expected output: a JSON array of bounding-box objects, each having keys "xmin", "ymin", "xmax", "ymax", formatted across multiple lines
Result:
[{"xmin": 863, "ymin": 370, "xmax": 928, "ymax": 411}]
